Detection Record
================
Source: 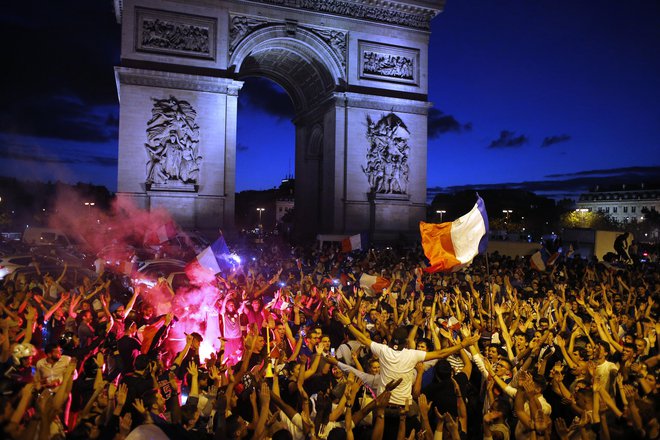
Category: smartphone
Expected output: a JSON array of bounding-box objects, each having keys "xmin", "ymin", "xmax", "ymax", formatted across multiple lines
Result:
[{"xmin": 330, "ymin": 348, "xmax": 336, "ymax": 357}]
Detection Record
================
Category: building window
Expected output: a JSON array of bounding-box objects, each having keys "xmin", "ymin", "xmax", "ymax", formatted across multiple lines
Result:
[
  {"xmin": 613, "ymin": 207, "xmax": 618, "ymax": 213},
  {"xmin": 623, "ymin": 206, "xmax": 628, "ymax": 213},
  {"xmin": 631, "ymin": 206, "xmax": 636, "ymax": 213},
  {"xmin": 605, "ymin": 207, "xmax": 610, "ymax": 213}
]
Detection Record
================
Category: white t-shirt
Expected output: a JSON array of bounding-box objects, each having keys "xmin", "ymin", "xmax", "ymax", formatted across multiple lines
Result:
[
  {"xmin": 369, "ymin": 341, "xmax": 426, "ymax": 405},
  {"xmin": 279, "ymin": 411, "xmax": 305, "ymax": 440},
  {"xmin": 595, "ymin": 360, "xmax": 619, "ymax": 393},
  {"xmin": 125, "ymin": 424, "xmax": 169, "ymax": 440}
]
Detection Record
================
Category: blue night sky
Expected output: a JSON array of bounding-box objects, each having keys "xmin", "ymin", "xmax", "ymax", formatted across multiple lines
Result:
[{"xmin": 1, "ymin": 0, "xmax": 658, "ymax": 200}]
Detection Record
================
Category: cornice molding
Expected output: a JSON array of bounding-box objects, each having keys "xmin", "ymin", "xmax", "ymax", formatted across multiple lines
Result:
[{"xmin": 114, "ymin": 67, "xmax": 243, "ymax": 94}]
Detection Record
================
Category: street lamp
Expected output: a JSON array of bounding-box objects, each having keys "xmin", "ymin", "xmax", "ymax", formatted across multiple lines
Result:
[
  {"xmin": 502, "ymin": 209, "xmax": 513, "ymax": 223},
  {"xmin": 436, "ymin": 210, "xmax": 446, "ymax": 222},
  {"xmin": 256, "ymin": 208, "xmax": 265, "ymax": 228}
]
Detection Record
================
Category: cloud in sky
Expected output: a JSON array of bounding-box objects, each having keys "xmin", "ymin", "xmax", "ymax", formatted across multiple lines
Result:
[
  {"xmin": 239, "ymin": 78, "xmax": 295, "ymax": 121},
  {"xmin": 545, "ymin": 166, "xmax": 659, "ymax": 179},
  {"xmin": 427, "ymin": 108, "xmax": 472, "ymax": 139},
  {"xmin": 0, "ymin": 1, "xmax": 120, "ymax": 144},
  {"xmin": 541, "ymin": 134, "xmax": 571, "ymax": 147},
  {"xmin": 0, "ymin": 96, "xmax": 119, "ymax": 143},
  {"xmin": 0, "ymin": 138, "xmax": 117, "ymax": 167},
  {"xmin": 488, "ymin": 130, "xmax": 528, "ymax": 148},
  {"xmin": 428, "ymin": 166, "xmax": 660, "ymax": 202}
]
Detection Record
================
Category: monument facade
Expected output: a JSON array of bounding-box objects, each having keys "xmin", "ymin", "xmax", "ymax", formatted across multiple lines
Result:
[{"xmin": 114, "ymin": 0, "xmax": 444, "ymax": 238}]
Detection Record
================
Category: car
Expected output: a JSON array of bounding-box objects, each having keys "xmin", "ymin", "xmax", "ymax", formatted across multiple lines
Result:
[
  {"xmin": 0, "ymin": 255, "xmax": 62, "ymax": 280},
  {"xmin": 5, "ymin": 265, "xmax": 98, "ymax": 290},
  {"xmin": 135, "ymin": 259, "xmax": 187, "ymax": 287},
  {"xmin": 31, "ymin": 246, "xmax": 95, "ymax": 269},
  {"xmin": 145, "ymin": 233, "xmax": 209, "ymax": 261}
]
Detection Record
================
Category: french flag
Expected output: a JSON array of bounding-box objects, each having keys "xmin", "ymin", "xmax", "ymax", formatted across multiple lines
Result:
[
  {"xmin": 185, "ymin": 236, "xmax": 233, "ymax": 284},
  {"xmin": 118, "ymin": 259, "xmax": 137, "ymax": 276},
  {"xmin": 195, "ymin": 236, "xmax": 231, "ymax": 274},
  {"xmin": 359, "ymin": 273, "xmax": 391, "ymax": 295},
  {"xmin": 419, "ymin": 195, "xmax": 489, "ymax": 273},
  {"xmin": 341, "ymin": 233, "xmax": 367, "ymax": 253},
  {"xmin": 144, "ymin": 221, "xmax": 178, "ymax": 245},
  {"xmin": 530, "ymin": 248, "xmax": 559, "ymax": 271}
]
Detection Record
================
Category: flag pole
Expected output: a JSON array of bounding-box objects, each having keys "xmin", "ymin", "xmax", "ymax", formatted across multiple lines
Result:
[{"xmin": 485, "ymin": 251, "xmax": 494, "ymax": 332}]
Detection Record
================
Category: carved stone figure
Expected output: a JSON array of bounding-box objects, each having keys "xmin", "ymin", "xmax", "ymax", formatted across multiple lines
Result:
[
  {"xmin": 141, "ymin": 18, "xmax": 210, "ymax": 54},
  {"xmin": 229, "ymin": 15, "xmax": 268, "ymax": 55},
  {"xmin": 313, "ymin": 28, "xmax": 346, "ymax": 68},
  {"xmin": 145, "ymin": 96, "xmax": 202, "ymax": 186},
  {"xmin": 362, "ymin": 112, "xmax": 410, "ymax": 194},
  {"xmin": 363, "ymin": 51, "xmax": 414, "ymax": 80}
]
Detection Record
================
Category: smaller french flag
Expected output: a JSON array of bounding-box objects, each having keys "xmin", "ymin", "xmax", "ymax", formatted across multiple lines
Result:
[
  {"xmin": 530, "ymin": 248, "xmax": 559, "ymax": 271},
  {"xmin": 118, "ymin": 259, "xmax": 137, "ymax": 276},
  {"xmin": 359, "ymin": 273, "xmax": 391, "ymax": 295},
  {"xmin": 144, "ymin": 221, "xmax": 178, "ymax": 245},
  {"xmin": 341, "ymin": 233, "xmax": 367, "ymax": 253}
]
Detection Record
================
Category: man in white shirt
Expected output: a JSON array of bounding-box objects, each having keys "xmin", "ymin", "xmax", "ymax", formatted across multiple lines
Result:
[
  {"xmin": 335, "ymin": 311, "xmax": 479, "ymax": 406},
  {"xmin": 35, "ymin": 343, "xmax": 75, "ymax": 391}
]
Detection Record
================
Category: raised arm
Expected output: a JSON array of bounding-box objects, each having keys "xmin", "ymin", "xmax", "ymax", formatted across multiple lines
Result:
[
  {"xmin": 43, "ymin": 292, "xmax": 69, "ymax": 322},
  {"xmin": 425, "ymin": 334, "xmax": 479, "ymax": 362},
  {"xmin": 122, "ymin": 285, "xmax": 140, "ymax": 319},
  {"xmin": 336, "ymin": 311, "xmax": 372, "ymax": 348}
]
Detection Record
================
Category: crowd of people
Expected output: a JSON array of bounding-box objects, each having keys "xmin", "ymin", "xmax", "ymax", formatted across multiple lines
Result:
[{"xmin": 0, "ymin": 239, "xmax": 658, "ymax": 440}]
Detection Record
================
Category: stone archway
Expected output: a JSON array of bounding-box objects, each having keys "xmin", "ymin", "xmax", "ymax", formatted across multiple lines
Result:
[{"xmin": 114, "ymin": 0, "xmax": 443, "ymax": 239}]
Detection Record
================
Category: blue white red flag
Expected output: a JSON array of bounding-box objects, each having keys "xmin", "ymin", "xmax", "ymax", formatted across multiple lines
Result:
[
  {"xmin": 144, "ymin": 221, "xmax": 178, "ymax": 245},
  {"xmin": 359, "ymin": 273, "xmax": 391, "ymax": 295},
  {"xmin": 341, "ymin": 233, "xmax": 367, "ymax": 253},
  {"xmin": 195, "ymin": 236, "xmax": 231, "ymax": 274},
  {"xmin": 530, "ymin": 248, "xmax": 559, "ymax": 271}
]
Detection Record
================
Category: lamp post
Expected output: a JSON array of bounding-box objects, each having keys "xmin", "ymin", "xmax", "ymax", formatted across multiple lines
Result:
[
  {"xmin": 257, "ymin": 208, "xmax": 265, "ymax": 229},
  {"xmin": 502, "ymin": 209, "xmax": 512, "ymax": 223},
  {"xmin": 436, "ymin": 210, "xmax": 446, "ymax": 222}
]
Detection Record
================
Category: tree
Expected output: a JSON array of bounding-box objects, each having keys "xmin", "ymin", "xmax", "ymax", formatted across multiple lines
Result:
[{"xmin": 560, "ymin": 210, "xmax": 620, "ymax": 230}]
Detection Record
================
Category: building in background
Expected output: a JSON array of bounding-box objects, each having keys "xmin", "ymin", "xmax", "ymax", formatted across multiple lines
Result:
[{"xmin": 576, "ymin": 183, "xmax": 659, "ymax": 224}]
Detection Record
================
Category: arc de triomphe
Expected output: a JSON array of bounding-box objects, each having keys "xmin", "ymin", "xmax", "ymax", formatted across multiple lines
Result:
[{"xmin": 114, "ymin": 0, "xmax": 444, "ymax": 239}]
